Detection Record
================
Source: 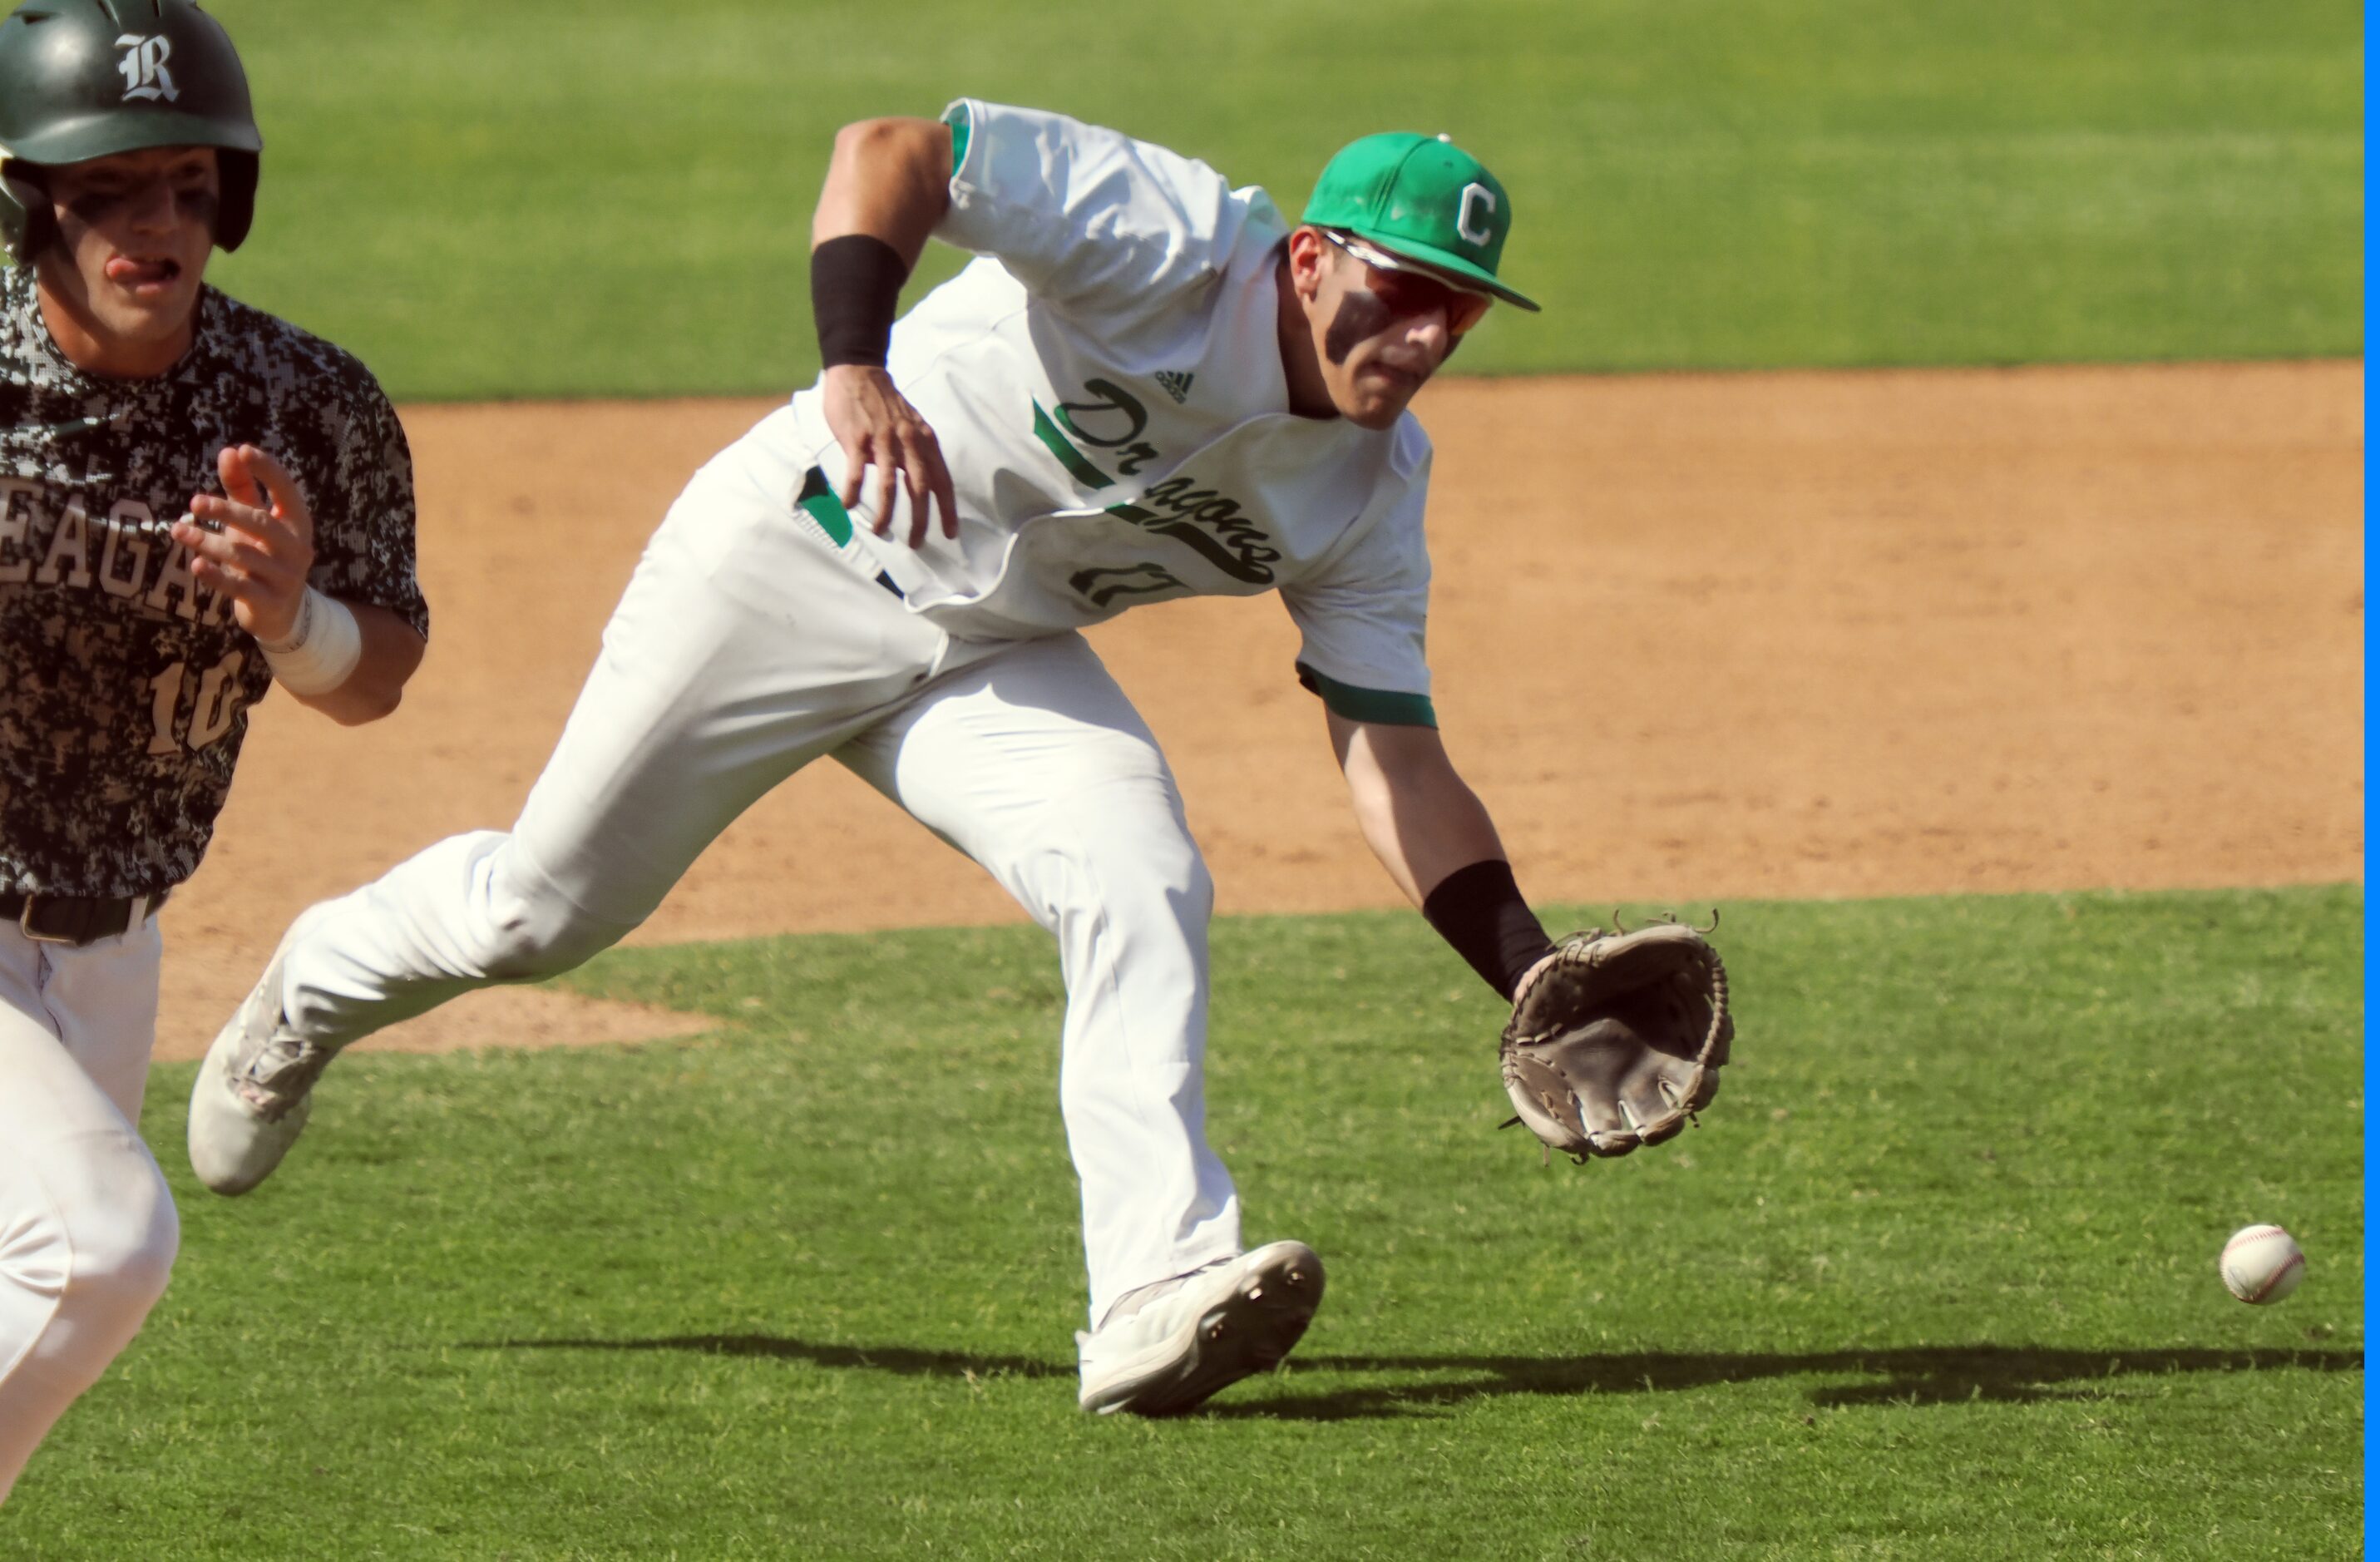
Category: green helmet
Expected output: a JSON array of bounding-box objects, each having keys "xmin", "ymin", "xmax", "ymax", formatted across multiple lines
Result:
[{"xmin": 0, "ymin": 0, "xmax": 262, "ymax": 263}]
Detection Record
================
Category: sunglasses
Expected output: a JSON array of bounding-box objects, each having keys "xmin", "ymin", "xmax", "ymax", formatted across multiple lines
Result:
[{"xmin": 1321, "ymin": 230, "xmax": 1496, "ymax": 336}]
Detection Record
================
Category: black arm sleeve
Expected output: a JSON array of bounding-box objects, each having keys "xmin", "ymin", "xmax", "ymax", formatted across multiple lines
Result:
[
  {"xmin": 1420, "ymin": 859, "xmax": 1558, "ymax": 1001},
  {"xmin": 811, "ymin": 234, "xmax": 911, "ymax": 369}
]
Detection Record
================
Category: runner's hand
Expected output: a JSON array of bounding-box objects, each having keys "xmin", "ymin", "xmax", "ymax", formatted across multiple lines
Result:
[{"xmin": 172, "ymin": 444, "xmax": 317, "ymax": 644}]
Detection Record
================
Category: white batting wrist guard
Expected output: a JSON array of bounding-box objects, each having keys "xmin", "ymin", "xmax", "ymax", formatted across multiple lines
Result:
[{"xmin": 258, "ymin": 586, "xmax": 363, "ymax": 694}]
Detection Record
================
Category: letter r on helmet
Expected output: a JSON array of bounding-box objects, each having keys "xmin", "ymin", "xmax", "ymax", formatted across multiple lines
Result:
[{"xmin": 115, "ymin": 34, "xmax": 178, "ymax": 102}]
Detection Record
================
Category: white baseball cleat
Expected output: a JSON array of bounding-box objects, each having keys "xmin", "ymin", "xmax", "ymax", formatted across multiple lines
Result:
[
  {"xmin": 187, "ymin": 906, "xmax": 339, "ymax": 1197},
  {"xmin": 1076, "ymin": 1239, "xmax": 1325, "ymax": 1416}
]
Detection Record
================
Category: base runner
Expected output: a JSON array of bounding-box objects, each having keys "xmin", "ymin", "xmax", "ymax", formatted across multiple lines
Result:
[
  {"xmin": 191, "ymin": 101, "xmax": 1563, "ymax": 1416},
  {"xmin": 0, "ymin": 0, "xmax": 427, "ymax": 1500}
]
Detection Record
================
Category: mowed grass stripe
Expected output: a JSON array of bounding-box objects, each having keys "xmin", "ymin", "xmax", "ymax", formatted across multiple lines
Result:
[
  {"xmin": 11, "ymin": 886, "xmax": 2360, "ymax": 1558},
  {"xmin": 195, "ymin": 0, "xmax": 2361, "ymax": 398}
]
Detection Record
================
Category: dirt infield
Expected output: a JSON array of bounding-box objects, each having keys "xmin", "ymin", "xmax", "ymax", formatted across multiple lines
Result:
[{"xmin": 152, "ymin": 361, "xmax": 2363, "ymax": 1060}]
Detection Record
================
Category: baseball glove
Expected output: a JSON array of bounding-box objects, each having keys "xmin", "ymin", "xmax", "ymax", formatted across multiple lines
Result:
[{"xmin": 1499, "ymin": 912, "xmax": 1734, "ymax": 1163}]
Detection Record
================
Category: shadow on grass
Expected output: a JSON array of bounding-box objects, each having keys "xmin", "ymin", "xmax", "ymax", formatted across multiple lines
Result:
[
  {"xmin": 1218, "ymin": 1343, "xmax": 2365, "ymax": 1421},
  {"xmin": 462, "ymin": 1335, "xmax": 2358, "ymax": 1418},
  {"xmin": 463, "ymin": 1333, "xmax": 1067, "ymax": 1380}
]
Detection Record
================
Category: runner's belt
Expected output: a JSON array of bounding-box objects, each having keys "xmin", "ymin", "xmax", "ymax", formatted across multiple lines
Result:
[{"xmin": 0, "ymin": 886, "xmax": 166, "ymax": 947}]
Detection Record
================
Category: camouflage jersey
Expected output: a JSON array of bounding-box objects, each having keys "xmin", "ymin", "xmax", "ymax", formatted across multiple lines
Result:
[{"xmin": 0, "ymin": 265, "xmax": 427, "ymax": 898}]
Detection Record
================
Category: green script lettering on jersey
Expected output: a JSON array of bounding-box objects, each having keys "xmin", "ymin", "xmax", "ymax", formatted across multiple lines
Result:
[
  {"xmin": 1102, "ymin": 475, "xmax": 1280, "ymax": 586},
  {"xmin": 1033, "ymin": 383, "xmax": 1285, "ymax": 598},
  {"xmin": 1052, "ymin": 378, "xmax": 1161, "ymax": 475}
]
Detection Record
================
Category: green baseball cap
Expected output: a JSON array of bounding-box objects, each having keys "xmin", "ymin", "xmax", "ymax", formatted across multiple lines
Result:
[{"xmin": 1301, "ymin": 131, "xmax": 1538, "ymax": 312}]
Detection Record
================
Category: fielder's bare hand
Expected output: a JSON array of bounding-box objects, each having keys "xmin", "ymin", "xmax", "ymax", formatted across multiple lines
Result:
[
  {"xmin": 171, "ymin": 443, "xmax": 315, "ymax": 644},
  {"xmin": 822, "ymin": 363, "xmax": 960, "ymax": 549}
]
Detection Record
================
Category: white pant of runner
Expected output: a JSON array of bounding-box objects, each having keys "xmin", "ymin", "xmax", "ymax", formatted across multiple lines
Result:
[
  {"xmin": 0, "ymin": 918, "xmax": 176, "ymax": 1504},
  {"xmin": 274, "ymin": 448, "xmax": 1243, "ymax": 1327}
]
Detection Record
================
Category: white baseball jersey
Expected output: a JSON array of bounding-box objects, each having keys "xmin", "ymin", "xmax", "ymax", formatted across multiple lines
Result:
[{"xmin": 733, "ymin": 97, "xmax": 1439, "ymax": 726}]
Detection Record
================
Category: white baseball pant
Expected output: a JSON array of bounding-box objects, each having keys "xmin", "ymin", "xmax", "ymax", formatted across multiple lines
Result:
[
  {"xmin": 0, "ymin": 917, "xmax": 177, "ymax": 1504},
  {"xmin": 274, "ymin": 448, "xmax": 1243, "ymax": 1326}
]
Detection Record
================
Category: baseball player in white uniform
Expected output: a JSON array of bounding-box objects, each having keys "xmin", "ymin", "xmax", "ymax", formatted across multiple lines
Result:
[
  {"xmin": 190, "ymin": 101, "xmax": 1566, "ymax": 1417},
  {"xmin": 0, "ymin": 0, "xmax": 427, "ymax": 1500}
]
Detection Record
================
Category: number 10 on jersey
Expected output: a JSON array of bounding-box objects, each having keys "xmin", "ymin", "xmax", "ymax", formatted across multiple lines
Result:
[{"xmin": 146, "ymin": 650, "xmax": 246, "ymax": 756}]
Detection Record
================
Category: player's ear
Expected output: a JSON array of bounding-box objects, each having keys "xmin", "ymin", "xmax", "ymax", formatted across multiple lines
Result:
[{"xmin": 1286, "ymin": 226, "xmax": 1330, "ymax": 302}]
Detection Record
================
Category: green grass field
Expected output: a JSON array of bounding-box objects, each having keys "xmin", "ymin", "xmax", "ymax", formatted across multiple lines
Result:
[
  {"xmin": 194, "ymin": 0, "xmax": 2361, "ymax": 398},
  {"xmin": 3, "ymin": 3, "xmax": 2360, "ymax": 1553},
  {"xmin": 8, "ymin": 887, "xmax": 2359, "ymax": 1559}
]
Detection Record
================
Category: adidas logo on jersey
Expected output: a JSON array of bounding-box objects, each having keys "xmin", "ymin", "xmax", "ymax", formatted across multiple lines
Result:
[{"xmin": 1154, "ymin": 370, "xmax": 1194, "ymax": 404}]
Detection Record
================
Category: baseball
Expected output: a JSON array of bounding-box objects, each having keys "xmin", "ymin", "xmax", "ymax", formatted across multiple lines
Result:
[{"xmin": 2220, "ymin": 1223, "xmax": 2305, "ymax": 1304}]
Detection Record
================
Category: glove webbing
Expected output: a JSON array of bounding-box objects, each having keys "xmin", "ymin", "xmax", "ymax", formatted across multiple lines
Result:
[{"xmin": 1496, "ymin": 915, "xmax": 1731, "ymax": 1157}]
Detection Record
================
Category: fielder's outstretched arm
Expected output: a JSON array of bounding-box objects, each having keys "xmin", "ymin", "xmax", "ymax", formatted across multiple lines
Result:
[
  {"xmin": 1328, "ymin": 711, "xmax": 1504, "ymax": 903},
  {"xmin": 1327, "ymin": 709, "xmax": 1558, "ymax": 998}
]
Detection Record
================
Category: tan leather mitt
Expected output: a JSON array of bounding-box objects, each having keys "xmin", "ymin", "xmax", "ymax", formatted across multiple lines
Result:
[{"xmin": 1499, "ymin": 916, "xmax": 1734, "ymax": 1162}]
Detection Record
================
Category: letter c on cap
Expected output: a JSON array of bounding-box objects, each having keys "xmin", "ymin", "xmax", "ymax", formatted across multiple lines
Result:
[{"xmin": 1458, "ymin": 182, "xmax": 1496, "ymax": 246}]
